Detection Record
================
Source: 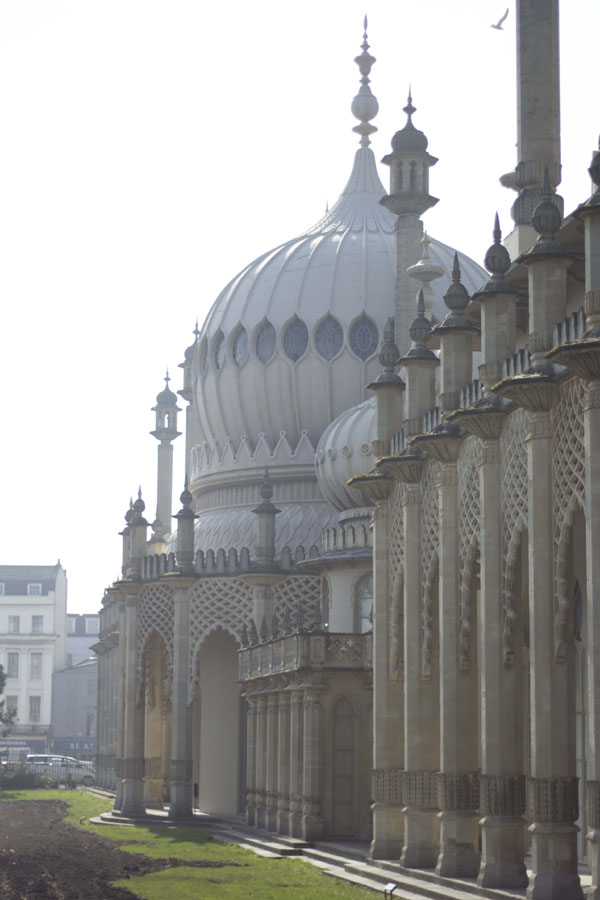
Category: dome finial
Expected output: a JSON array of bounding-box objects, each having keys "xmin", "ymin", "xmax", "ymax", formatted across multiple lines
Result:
[
  {"xmin": 403, "ymin": 86, "xmax": 416, "ymax": 121},
  {"xmin": 165, "ymin": 369, "xmax": 170, "ymax": 387},
  {"xmin": 351, "ymin": 18, "xmax": 378, "ymax": 147}
]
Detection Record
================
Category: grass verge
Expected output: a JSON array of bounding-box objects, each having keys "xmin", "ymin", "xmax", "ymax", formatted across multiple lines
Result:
[{"xmin": 0, "ymin": 790, "xmax": 374, "ymax": 899}]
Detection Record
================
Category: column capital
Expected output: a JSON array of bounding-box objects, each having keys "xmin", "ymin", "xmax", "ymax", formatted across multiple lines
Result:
[
  {"xmin": 403, "ymin": 483, "xmax": 423, "ymax": 506},
  {"xmin": 476, "ymin": 439, "xmax": 500, "ymax": 468},
  {"xmin": 525, "ymin": 410, "xmax": 553, "ymax": 441},
  {"xmin": 435, "ymin": 462, "xmax": 457, "ymax": 488}
]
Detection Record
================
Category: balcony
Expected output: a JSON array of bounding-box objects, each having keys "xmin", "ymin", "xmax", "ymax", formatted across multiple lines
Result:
[{"xmin": 239, "ymin": 631, "xmax": 372, "ymax": 680}]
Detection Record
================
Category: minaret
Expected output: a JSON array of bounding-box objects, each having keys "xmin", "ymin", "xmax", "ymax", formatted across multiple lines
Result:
[
  {"xmin": 150, "ymin": 372, "xmax": 181, "ymax": 535},
  {"xmin": 381, "ymin": 92, "xmax": 439, "ymax": 357},
  {"xmin": 501, "ymin": 0, "xmax": 562, "ymax": 257}
]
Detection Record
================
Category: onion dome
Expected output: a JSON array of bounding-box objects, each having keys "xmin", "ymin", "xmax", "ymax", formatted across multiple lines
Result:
[
  {"xmin": 391, "ymin": 91, "xmax": 428, "ymax": 153},
  {"xmin": 155, "ymin": 371, "xmax": 178, "ymax": 407},
  {"xmin": 484, "ymin": 214, "xmax": 511, "ymax": 277},
  {"xmin": 315, "ymin": 399, "xmax": 376, "ymax": 511}
]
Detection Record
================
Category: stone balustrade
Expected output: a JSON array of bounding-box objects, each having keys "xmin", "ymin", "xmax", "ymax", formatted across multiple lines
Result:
[{"xmin": 239, "ymin": 631, "xmax": 372, "ymax": 680}]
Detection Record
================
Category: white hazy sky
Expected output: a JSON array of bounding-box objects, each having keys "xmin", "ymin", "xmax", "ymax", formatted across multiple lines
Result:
[{"xmin": 1, "ymin": 1, "xmax": 598, "ymax": 614}]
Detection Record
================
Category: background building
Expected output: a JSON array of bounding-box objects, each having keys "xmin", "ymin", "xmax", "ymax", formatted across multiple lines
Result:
[
  {"xmin": 0, "ymin": 563, "xmax": 67, "ymax": 756},
  {"xmin": 51, "ymin": 657, "xmax": 97, "ymax": 760}
]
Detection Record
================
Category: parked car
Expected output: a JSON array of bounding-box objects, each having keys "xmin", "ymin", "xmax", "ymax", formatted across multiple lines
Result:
[{"xmin": 25, "ymin": 754, "xmax": 95, "ymax": 785}]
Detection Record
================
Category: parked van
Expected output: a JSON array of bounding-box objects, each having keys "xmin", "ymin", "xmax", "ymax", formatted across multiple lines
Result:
[{"xmin": 25, "ymin": 755, "xmax": 95, "ymax": 785}]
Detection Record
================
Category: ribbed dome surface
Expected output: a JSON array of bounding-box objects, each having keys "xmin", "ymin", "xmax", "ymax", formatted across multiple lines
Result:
[
  {"xmin": 193, "ymin": 145, "xmax": 486, "ymax": 459},
  {"xmin": 315, "ymin": 398, "xmax": 376, "ymax": 511}
]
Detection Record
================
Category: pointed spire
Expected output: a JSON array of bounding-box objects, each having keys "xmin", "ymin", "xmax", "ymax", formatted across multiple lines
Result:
[
  {"xmin": 351, "ymin": 17, "xmax": 379, "ymax": 147},
  {"xmin": 531, "ymin": 166, "xmax": 562, "ymax": 241},
  {"xmin": 193, "ymin": 319, "xmax": 200, "ymax": 340},
  {"xmin": 484, "ymin": 213, "xmax": 511, "ymax": 280},
  {"xmin": 407, "ymin": 288, "xmax": 435, "ymax": 356},
  {"xmin": 434, "ymin": 253, "xmax": 473, "ymax": 331},
  {"xmin": 403, "ymin": 87, "xmax": 416, "ymax": 121}
]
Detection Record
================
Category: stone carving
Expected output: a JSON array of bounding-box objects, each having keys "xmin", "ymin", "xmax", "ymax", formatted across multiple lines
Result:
[
  {"xmin": 479, "ymin": 773, "xmax": 526, "ymax": 817},
  {"xmin": 437, "ymin": 772, "xmax": 480, "ymax": 812},
  {"xmin": 122, "ymin": 758, "xmax": 144, "ymax": 780},
  {"xmin": 402, "ymin": 770, "xmax": 438, "ymax": 808},
  {"xmin": 144, "ymin": 756, "xmax": 162, "ymax": 778},
  {"xmin": 527, "ymin": 776, "xmax": 579, "ymax": 823},
  {"xmin": 372, "ymin": 768, "xmax": 403, "ymax": 803}
]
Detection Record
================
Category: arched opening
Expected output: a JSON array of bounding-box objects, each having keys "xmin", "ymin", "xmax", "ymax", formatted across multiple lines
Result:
[
  {"xmin": 142, "ymin": 631, "xmax": 167, "ymax": 808},
  {"xmin": 192, "ymin": 628, "xmax": 244, "ymax": 814},
  {"xmin": 332, "ymin": 697, "xmax": 355, "ymax": 836}
]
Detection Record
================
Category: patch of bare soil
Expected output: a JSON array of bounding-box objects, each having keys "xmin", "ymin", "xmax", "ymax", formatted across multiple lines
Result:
[{"xmin": 0, "ymin": 799, "xmax": 230, "ymax": 899}]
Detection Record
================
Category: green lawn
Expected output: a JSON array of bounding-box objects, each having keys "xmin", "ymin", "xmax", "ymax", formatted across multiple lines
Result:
[{"xmin": 0, "ymin": 790, "xmax": 373, "ymax": 899}]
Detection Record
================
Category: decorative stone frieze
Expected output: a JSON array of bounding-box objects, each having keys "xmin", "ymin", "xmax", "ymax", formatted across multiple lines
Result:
[
  {"xmin": 587, "ymin": 781, "xmax": 600, "ymax": 829},
  {"xmin": 437, "ymin": 772, "xmax": 480, "ymax": 812},
  {"xmin": 527, "ymin": 776, "xmax": 579, "ymax": 823},
  {"xmin": 479, "ymin": 773, "xmax": 526, "ymax": 817},
  {"xmin": 122, "ymin": 758, "xmax": 144, "ymax": 780},
  {"xmin": 402, "ymin": 770, "xmax": 438, "ymax": 808},
  {"xmin": 372, "ymin": 768, "xmax": 404, "ymax": 803},
  {"xmin": 170, "ymin": 759, "xmax": 193, "ymax": 783},
  {"xmin": 144, "ymin": 756, "xmax": 162, "ymax": 778}
]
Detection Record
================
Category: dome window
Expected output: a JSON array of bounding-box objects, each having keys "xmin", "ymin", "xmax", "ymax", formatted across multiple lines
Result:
[
  {"xmin": 255, "ymin": 321, "xmax": 277, "ymax": 364},
  {"xmin": 349, "ymin": 315, "xmax": 379, "ymax": 361},
  {"xmin": 213, "ymin": 331, "xmax": 226, "ymax": 370},
  {"xmin": 283, "ymin": 318, "xmax": 309, "ymax": 363},
  {"xmin": 197, "ymin": 339, "xmax": 208, "ymax": 377},
  {"xmin": 232, "ymin": 327, "xmax": 248, "ymax": 367},
  {"xmin": 315, "ymin": 315, "xmax": 344, "ymax": 361}
]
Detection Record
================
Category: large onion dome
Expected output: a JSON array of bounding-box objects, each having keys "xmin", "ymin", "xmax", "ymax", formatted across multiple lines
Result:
[{"xmin": 315, "ymin": 398, "xmax": 376, "ymax": 511}]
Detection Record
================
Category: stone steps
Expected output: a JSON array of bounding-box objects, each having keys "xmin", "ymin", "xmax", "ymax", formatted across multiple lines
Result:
[
  {"xmin": 94, "ymin": 810, "xmax": 222, "ymax": 828},
  {"xmin": 214, "ymin": 826, "xmax": 308, "ymax": 857}
]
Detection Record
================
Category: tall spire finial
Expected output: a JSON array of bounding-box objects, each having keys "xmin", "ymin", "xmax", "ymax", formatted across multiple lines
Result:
[
  {"xmin": 351, "ymin": 19, "xmax": 378, "ymax": 147},
  {"xmin": 403, "ymin": 87, "xmax": 416, "ymax": 121},
  {"xmin": 165, "ymin": 369, "xmax": 170, "ymax": 387}
]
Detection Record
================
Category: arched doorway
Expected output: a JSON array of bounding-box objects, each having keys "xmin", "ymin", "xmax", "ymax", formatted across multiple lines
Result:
[{"xmin": 192, "ymin": 628, "xmax": 244, "ymax": 814}]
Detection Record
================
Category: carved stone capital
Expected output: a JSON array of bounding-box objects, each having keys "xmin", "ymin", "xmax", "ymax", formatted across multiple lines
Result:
[
  {"xmin": 122, "ymin": 757, "xmax": 144, "ymax": 780},
  {"xmin": 170, "ymin": 759, "xmax": 193, "ymax": 783},
  {"xmin": 477, "ymin": 440, "xmax": 500, "ymax": 467},
  {"xmin": 402, "ymin": 770, "xmax": 438, "ymax": 809},
  {"xmin": 437, "ymin": 772, "xmax": 479, "ymax": 812},
  {"xmin": 479, "ymin": 773, "xmax": 526, "ymax": 817},
  {"xmin": 403, "ymin": 483, "xmax": 422, "ymax": 506},
  {"xmin": 527, "ymin": 776, "xmax": 579, "ymax": 823},
  {"xmin": 526, "ymin": 411, "xmax": 552, "ymax": 441},
  {"xmin": 371, "ymin": 768, "xmax": 403, "ymax": 803},
  {"xmin": 435, "ymin": 463, "xmax": 457, "ymax": 488}
]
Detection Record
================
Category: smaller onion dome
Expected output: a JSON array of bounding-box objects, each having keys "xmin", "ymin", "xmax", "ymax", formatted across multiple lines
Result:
[
  {"xmin": 155, "ymin": 371, "xmax": 178, "ymax": 406},
  {"xmin": 532, "ymin": 168, "xmax": 562, "ymax": 240},
  {"xmin": 391, "ymin": 92, "xmax": 428, "ymax": 153},
  {"xmin": 315, "ymin": 399, "xmax": 376, "ymax": 511},
  {"xmin": 484, "ymin": 213, "xmax": 511, "ymax": 278}
]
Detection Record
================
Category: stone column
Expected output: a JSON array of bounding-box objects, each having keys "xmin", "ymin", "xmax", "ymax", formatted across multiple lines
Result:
[
  {"xmin": 114, "ymin": 595, "xmax": 127, "ymax": 809},
  {"xmin": 370, "ymin": 500, "xmax": 404, "ymax": 859},
  {"xmin": 586, "ymin": 380, "xmax": 600, "ymax": 899},
  {"xmin": 288, "ymin": 681, "xmax": 304, "ymax": 838},
  {"xmin": 121, "ymin": 592, "xmax": 145, "ymax": 815},
  {"xmin": 266, "ymin": 687, "xmax": 280, "ymax": 831},
  {"xmin": 402, "ymin": 480, "xmax": 440, "ymax": 868},
  {"xmin": 477, "ymin": 439, "xmax": 527, "ymax": 888},
  {"xmin": 526, "ymin": 412, "xmax": 583, "ymax": 899},
  {"xmin": 255, "ymin": 690, "xmax": 268, "ymax": 829},
  {"xmin": 277, "ymin": 686, "xmax": 291, "ymax": 834},
  {"xmin": 302, "ymin": 677, "xmax": 325, "ymax": 841},
  {"xmin": 436, "ymin": 463, "xmax": 480, "ymax": 878},
  {"xmin": 245, "ymin": 692, "xmax": 258, "ymax": 826},
  {"xmin": 169, "ymin": 588, "xmax": 193, "ymax": 818}
]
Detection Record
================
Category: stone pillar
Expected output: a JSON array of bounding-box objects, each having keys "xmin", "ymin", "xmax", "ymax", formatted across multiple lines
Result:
[
  {"xmin": 266, "ymin": 687, "xmax": 279, "ymax": 831},
  {"xmin": 121, "ymin": 592, "xmax": 145, "ymax": 815},
  {"xmin": 436, "ymin": 463, "xmax": 480, "ymax": 878},
  {"xmin": 370, "ymin": 500, "xmax": 404, "ymax": 859},
  {"xmin": 114, "ymin": 595, "xmax": 127, "ymax": 809},
  {"xmin": 277, "ymin": 687, "xmax": 291, "ymax": 834},
  {"xmin": 255, "ymin": 690, "xmax": 268, "ymax": 829},
  {"xmin": 401, "ymin": 480, "xmax": 440, "ymax": 868},
  {"xmin": 169, "ymin": 589, "xmax": 193, "ymax": 817},
  {"xmin": 477, "ymin": 439, "xmax": 528, "ymax": 888},
  {"xmin": 585, "ymin": 380, "xmax": 600, "ymax": 898},
  {"xmin": 245, "ymin": 692, "xmax": 258, "ymax": 826},
  {"xmin": 288, "ymin": 682, "xmax": 304, "ymax": 838},
  {"xmin": 302, "ymin": 678, "xmax": 325, "ymax": 841},
  {"xmin": 526, "ymin": 412, "xmax": 583, "ymax": 900}
]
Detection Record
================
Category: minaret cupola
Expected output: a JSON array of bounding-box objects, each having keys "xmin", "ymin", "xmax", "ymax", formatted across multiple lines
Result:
[
  {"xmin": 152, "ymin": 371, "xmax": 181, "ymax": 440},
  {"xmin": 151, "ymin": 372, "xmax": 182, "ymax": 537},
  {"xmin": 380, "ymin": 92, "xmax": 439, "ymax": 217}
]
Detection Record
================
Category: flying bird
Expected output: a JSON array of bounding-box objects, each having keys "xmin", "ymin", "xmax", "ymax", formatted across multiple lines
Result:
[{"xmin": 491, "ymin": 8, "xmax": 509, "ymax": 29}]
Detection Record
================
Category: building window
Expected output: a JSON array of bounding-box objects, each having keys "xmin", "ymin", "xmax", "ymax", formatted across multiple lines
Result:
[
  {"xmin": 349, "ymin": 315, "xmax": 379, "ymax": 361},
  {"xmin": 30, "ymin": 653, "xmax": 43, "ymax": 680},
  {"xmin": 67, "ymin": 617, "xmax": 76, "ymax": 634},
  {"xmin": 85, "ymin": 618, "xmax": 99, "ymax": 635},
  {"xmin": 213, "ymin": 330, "xmax": 226, "ymax": 370},
  {"xmin": 8, "ymin": 616, "xmax": 20, "ymax": 634},
  {"xmin": 5, "ymin": 696, "xmax": 17, "ymax": 715},
  {"xmin": 27, "ymin": 583, "xmax": 42, "ymax": 596},
  {"xmin": 283, "ymin": 318, "xmax": 309, "ymax": 362},
  {"xmin": 356, "ymin": 575, "xmax": 373, "ymax": 634},
  {"xmin": 315, "ymin": 315, "xmax": 344, "ymax": 361},
  {"xmin": 29, "ymin": 696, "xmax": 41, "ymax": 724},
  {"xmin": 31, "ymin": 615, "xmax": 43, "ymax": 635},
  {"xmin": 7, "ymin": 652, "xmax": 18, "ymax": 679},
  {"xmin": 255, "ymin": 321, "xmax": 277, "ymax": 364},
  {"xmin": 232, "ymin": 327, "xmax": 248, "ymax": 366}
]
